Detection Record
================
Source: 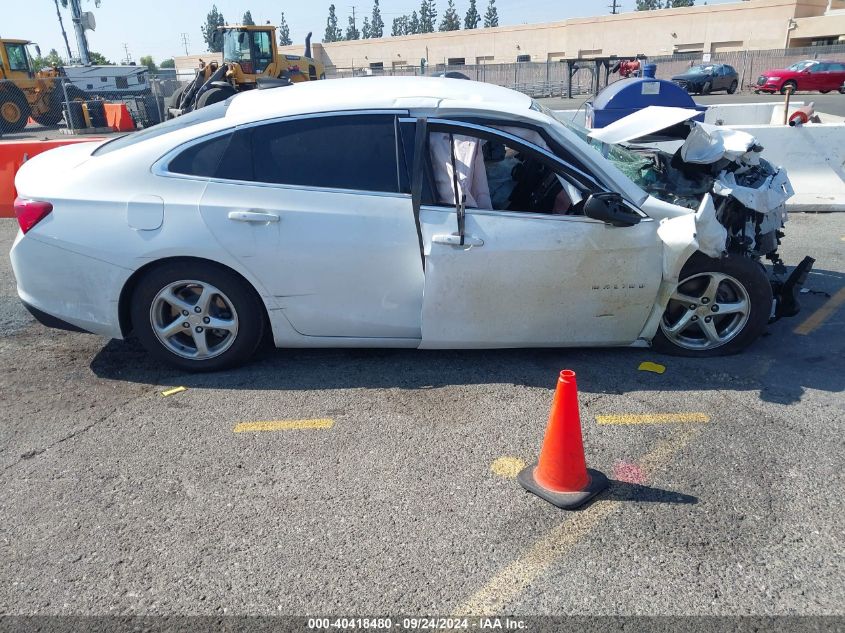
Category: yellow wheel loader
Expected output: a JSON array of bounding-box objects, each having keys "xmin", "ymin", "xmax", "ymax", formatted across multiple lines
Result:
[
  {"xmin": 168, "ymin": 26, "xmax": 324, "ymax": 118},
  {"xmin": 0, "ymin": 39, "xmax": 87, "ymax": 132}
]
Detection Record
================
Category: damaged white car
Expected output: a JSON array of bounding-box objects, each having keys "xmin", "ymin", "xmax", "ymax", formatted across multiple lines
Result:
[{"xmin": 10, "ymin": 78, "xmax": 811, "ymax": 371}]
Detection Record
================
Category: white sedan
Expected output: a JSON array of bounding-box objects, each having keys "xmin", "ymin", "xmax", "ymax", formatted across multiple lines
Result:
[{"xmin": 11, "ymin": 77, "xmax": 802, "ymax": 371}]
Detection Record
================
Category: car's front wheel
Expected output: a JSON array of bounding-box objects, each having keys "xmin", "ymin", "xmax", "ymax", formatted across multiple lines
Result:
[
  {"xmin": 653, "ymin": 254, "xmax": 772, "ymax": 357},
  {"xmin": 728, "ymin": 80, "xmax": 738, "ymax": 94},
  {"xmin": 781, "ymin": 80, "xmax": 797, "ymax": 95},
  {"xmin": 130, "ymin": 261, "xmax": 266, "ymax": 371}
]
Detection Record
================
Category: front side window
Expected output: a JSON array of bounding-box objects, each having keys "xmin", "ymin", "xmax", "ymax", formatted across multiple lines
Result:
[
  {"xmin": 427, "ymin": 129, "xmax": 587, "ymax": 215},
  {"xmin": 5, "ymin": 44, "xmax": 29, "ymax": 72},
  {"xmin": 219, "ymin": 114, "xmax": 402, "ymax": 193}
]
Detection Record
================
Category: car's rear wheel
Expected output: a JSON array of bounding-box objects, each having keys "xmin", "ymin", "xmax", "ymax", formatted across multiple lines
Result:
[
  {"xmin": 130, "ymin": 261, "xmax": 266, "ymax": 371},
  {"xmin": 652, "ymin": 253, "xmax": 772, "ymax": 357},
  {"xmin": 781, "ymin": 80, "xmax": 797, "ymax": 95},
  {"xmin": 728, "ymin": 80, "xmax": 738, "ymax": 94}
]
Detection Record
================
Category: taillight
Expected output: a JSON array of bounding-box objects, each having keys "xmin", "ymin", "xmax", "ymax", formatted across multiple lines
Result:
[{"xmin": 14, "ymin": 197, "xmax": 53, "ymax": 234}]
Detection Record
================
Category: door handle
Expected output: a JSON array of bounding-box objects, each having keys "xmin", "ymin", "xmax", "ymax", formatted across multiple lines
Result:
[
  {"xmin": 432, "ymin": 233, "xmax": 484, "ymax": 247},
  {"xmin": 228, "ymin": 210, "xmax": 280, "ymax": 223}
]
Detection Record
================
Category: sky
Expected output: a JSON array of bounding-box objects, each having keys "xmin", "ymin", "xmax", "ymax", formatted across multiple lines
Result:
[{"xmin": 5, "ymin": 0, "xmax": 738, "ymax": 65}]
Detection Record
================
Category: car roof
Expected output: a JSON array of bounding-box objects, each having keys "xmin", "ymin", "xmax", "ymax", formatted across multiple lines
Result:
[{"xmin": 225, "ymin": 76, "xmax": 533, "ymax": 123}]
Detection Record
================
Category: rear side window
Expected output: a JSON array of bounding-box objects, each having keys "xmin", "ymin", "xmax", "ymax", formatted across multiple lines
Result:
[
  {"xmin": 167, "ymin": 133, "xmax": 231, "ymax": 177},
  {"xmin": 228, "ymin": 114, "xmax": 401, "ymax": 193}
]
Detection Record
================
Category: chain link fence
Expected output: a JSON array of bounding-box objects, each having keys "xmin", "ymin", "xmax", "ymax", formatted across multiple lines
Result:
[
  {"xmin": 324, "ymin": 43, "xmax": 845, "ymax": 99},
  {"xmin": 0, "ymin": 72, "xmax": 181, "ymax": 137}
]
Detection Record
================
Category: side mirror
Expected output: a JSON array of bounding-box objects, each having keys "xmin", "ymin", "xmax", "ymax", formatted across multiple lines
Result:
[{"xmin": 584, "ymin": 192, "xmax": 642, "ymax": 227}]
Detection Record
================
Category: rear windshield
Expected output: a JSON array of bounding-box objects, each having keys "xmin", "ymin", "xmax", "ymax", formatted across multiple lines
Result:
[{"xmin": 92, "ymin": 99, "xmax": 231, "ymax": 156}]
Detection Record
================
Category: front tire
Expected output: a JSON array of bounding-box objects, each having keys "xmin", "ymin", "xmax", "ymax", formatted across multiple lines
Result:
[
  {"xmin": 130, "ymin": 261, "xmax": 266, "ymax": 371},
  {"xmin": 652, "ymin": 253, "xmax": 772, "ymax": 357},
  {"xmin": 701, "ymin": 81, "xmax": 712, "ymax": 95},
  {"xmin": 780, "ymin": 81, "xmax": 797, "ymax": 95},
  {"xmin": 728, "ymin": 80, "xmax": 738, "ymax": 94},
  {"xmin": 196, "ymin": 86, "xmax": 235, "ymax": 109},
  {"xmin": 0, "ymin": 83, "xmax": 31, "ymax": 132}
]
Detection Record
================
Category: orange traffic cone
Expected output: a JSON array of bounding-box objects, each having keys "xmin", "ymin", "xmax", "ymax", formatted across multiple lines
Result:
[{"xmin": 518, "ymin": 369, "xmax": 608, "ymax": 509}]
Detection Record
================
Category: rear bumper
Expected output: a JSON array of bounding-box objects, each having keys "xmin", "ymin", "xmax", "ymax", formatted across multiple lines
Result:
[{"xmin": 10, "ymin": 232, "xmax": 128, "ymax": 339}]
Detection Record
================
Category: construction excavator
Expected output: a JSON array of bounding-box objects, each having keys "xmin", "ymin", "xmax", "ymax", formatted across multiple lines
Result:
[{"xmin": 167, "ymin": 25, "xmax": 324, "ymax": 118}]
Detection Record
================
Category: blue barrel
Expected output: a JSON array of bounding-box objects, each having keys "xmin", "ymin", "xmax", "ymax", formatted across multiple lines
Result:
[{"xmin": 643, "ymin": 63, "xmax": 657, "ymax": 78}]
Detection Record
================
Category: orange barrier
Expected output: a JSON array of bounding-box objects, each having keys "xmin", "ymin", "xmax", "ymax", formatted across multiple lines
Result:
[
  {"xmin": 103, "ymin": 103, "xmax": 136, "ymax": 132},
  {"xmin": 0, "ymin": 138, "xmax": 104, "ymax": 218},
  {"xmin": 517, "ymin": 369, "xmax": 609, "ymax": 509}
]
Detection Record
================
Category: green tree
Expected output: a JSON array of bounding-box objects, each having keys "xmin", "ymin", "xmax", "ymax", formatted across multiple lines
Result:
[
  {"xmin": 362, "ymin": 16, "xmax": 371, "ymax": 38},
  {"xmin": 419, "ymin": 0, "xmax": 436, "ymax": 33},
  {"xmin": 666, "ymin": 0, "xmax": 695, "ymax": 6},
  {"xmin": 391, "ymin": 15, "xmax": 408, "ymax": 36},
  {"xmin": 279, "ymin": 12, "xmax": 293, "ymax": 45},
  {"xmin": 160, "ymin": 58, "xmax": 176, "ymax": 68},
  {"xmin": 88, "ymin": 51, "xmax": 112, "ymax": 65},
  {"xmin": 242, "ymin": 10, "xmax": 255, "ymax": 25},
  {"xmin": 635, "ymin": 0, "xmax": 661, "ymax": 9},
  {"xmin": 464, "ymin": 0, "xmax": 480, "ymax": 29},
  {"xmin": 202, "ymin": 5, "xmax": 226, "ymax": 52},
  {"xmin": 346, "ymin": 13, "xmax": 360, "ymax": 40},
  {"xmin": 33, "ymin": 48, "xmax": 64, "ymax": 71},
  {"xmin": 370, "ymin": 0, "xmax": 384, "ymax": 38},
  {"xmin": 409, "ymin": 10, "xmax": 420, "ymax": 34},
  {"xmin": 139, "ymin": 55, "xmax": 157, "ymax": 72},
  {"xmin": 483, "ymin": 0, "xmax": 497, "ymax": 27},
  {"xmin": 439, "ymin": 0, "xmax": 460, "ymax": 31},
  {"xmin": 324, "ymin": 4, "xmax": 343, "ymax": 42}
]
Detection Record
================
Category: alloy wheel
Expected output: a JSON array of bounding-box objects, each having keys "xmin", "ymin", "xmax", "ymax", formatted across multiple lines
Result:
[
  {"xmin": 149, "ymin": 280, "xmax": 239, "ymax": 360},
  {"xmin": 660, "ymin": 272, "xmax": 751, "ymax": 351}
]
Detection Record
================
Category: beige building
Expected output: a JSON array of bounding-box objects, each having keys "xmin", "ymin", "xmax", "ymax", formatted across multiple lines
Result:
[{"xmin": 176, "ymin": 0, "xmax": 845, "ymax": 77}]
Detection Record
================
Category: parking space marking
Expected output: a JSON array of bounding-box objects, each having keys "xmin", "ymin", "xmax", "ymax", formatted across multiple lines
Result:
[
  {"xmin": 596, "ymin": 413, "xmax": 709, "ymax": 425},
  {"xmin": 794, "ymin": 287, "xmax": 845, "ymax": 336},
  {"xmin": 455, "ymin": 427, "xmax": 701, "ymax": 616},
  {"xmin": 233, "ymin": 419, "xmax": 335, "ymax": 433},
  {"xmin": 491, "ymin": 456, "xmax": 527, "ymax": 479}
]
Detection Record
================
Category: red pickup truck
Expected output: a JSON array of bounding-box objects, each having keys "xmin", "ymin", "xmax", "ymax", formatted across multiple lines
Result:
[{"xmin": 755, "ymin": 59, "xmax": 845, "ymax": 94}]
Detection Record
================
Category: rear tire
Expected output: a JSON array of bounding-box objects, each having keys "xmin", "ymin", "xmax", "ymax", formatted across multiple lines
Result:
[
  {"xmin": 652, "ymin": 253, "xmax": 772, "ymax": 357},
  {"xmin": 0, "ymin": 83, "xmax": 31, "ymax": 133},
  {"xmin": 130, "ymin": 261, "xmax": 266, "ymax": 372},
  {"xmin": 728, "ymin": 80, "xmax": 738, "ymax": 94},
  {"xmin": 780, "ymin": 80, "xmax": 797, "ymax": 95}
]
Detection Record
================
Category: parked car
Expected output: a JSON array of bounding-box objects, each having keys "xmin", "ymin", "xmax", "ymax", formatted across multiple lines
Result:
[
  {"xmin": 10, "ymin": 78, "xmax": 809, "ymax": 371},
  {"xmin": 755, "ymin": 59, "xmax": 845, "ymax": 94},
  {"xmin": 671, "ymin": 63, "xmax": 739, "ymax": 94}
]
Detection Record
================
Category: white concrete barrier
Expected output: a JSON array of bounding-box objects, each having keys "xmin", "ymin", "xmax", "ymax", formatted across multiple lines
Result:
[{"xmin": 729, "ymin": 123, "xmax": 845, "ymax": 212}]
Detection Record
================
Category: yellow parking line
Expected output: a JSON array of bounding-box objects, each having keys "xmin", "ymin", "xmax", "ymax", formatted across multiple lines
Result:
[
  {"xmin": 454, "ymin": 427, "xmax": 701, "ymax": 616},
  {"xmin": 794, "ymin": 287, "xmax": 845, "ymax": 336},
  {"xmin": 233, "ymin": 418, "xmax": 335, "ymax": 433},
  {"xmin": 596, "ymin": 413, "xmax": 709, "ymax": 425}
]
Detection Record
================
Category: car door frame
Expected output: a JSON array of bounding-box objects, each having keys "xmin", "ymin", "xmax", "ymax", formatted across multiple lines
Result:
[{"xmin": 403, "ymin": 116, "xmax": 665, "ymax": 348}]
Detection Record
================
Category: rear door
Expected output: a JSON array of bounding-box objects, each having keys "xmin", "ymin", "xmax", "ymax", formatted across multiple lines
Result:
[
  {"xmin": 825, "ymin": 62, "xmax": 845, "ymax": 91},
  {"xmin": 410, "ymin": 120, "xmax": 663, "ymax": 348},
  {"xmin": 190, "ymin": 112, "xmax": 425, "ymax": 340},
  {"xmin": 805, "ymin": 62, "xmax": 828, "ymax": 91}
]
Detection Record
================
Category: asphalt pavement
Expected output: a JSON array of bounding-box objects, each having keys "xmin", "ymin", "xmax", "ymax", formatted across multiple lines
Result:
[{"xmin": 0, "ymin": 213, "xmax": 843, "ymax": 624}]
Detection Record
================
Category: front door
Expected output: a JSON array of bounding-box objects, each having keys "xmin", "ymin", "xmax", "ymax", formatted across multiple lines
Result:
[{"xmin": 413, "ymin": 121, "xmax": 664, "ymax": 348}]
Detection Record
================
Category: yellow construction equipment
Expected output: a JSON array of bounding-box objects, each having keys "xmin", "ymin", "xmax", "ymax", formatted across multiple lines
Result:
[
  {"xmin": 168, "ymin": 26, "xmax": 324, "ymax": 117},
  {"xmin": 0, "ymin": 39, "xmax": 86, "ymax": 132}
]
